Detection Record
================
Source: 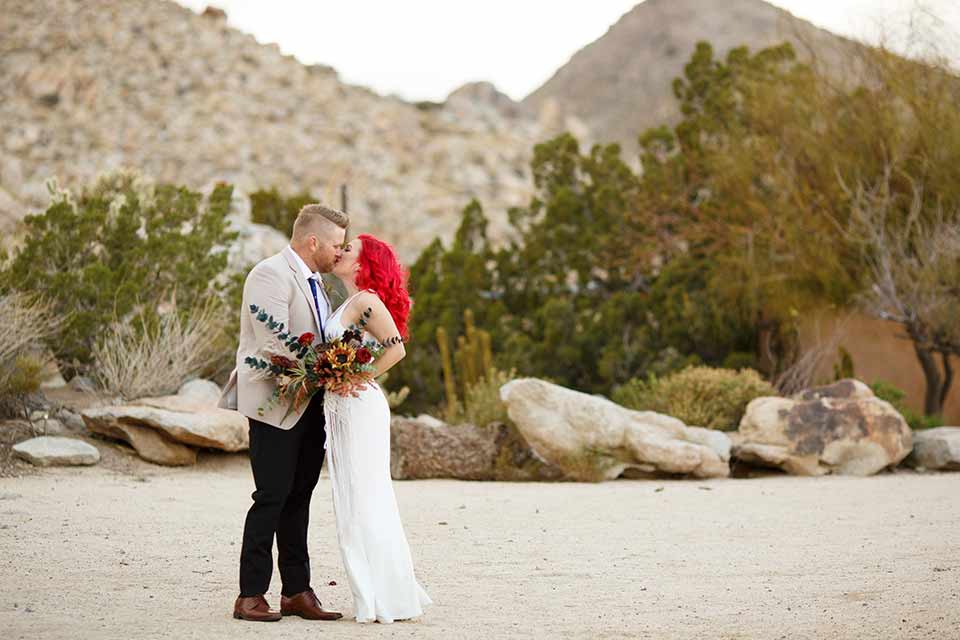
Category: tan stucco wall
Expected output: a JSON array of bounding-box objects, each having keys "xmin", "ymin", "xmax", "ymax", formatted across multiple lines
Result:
[{"xmin": 798, "ymin": 311, "xmax": 960, "ymax": 424}]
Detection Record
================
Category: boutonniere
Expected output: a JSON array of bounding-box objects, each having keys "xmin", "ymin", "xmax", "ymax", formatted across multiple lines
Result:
[{"xmin": 320, "ymin": 277, "xmax": 334, "ymax": 296}]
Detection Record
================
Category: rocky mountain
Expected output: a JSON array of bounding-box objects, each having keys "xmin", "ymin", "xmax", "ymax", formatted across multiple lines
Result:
[
  {"xmin": 523, "ymin": 0, "xmax": 854, "ymax": 154},
  {"xmin": 1, "ymin": 1, "xmax": 545, "ymax": 261}
]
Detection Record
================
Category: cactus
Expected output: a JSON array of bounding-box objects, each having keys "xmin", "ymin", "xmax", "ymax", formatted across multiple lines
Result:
[
  {"xmin": 832, "ymin": 346, "xmax": 855, "ymax": 381},
  {"xmin": 376, "ymin": 371, "xmax": 410, "ymax": 410},
  {"xmin": 453, "ymin": 308, "xmax": 493, "ymax": 394},
  {"xmin": 386, "ymin": 385, "xmax": 410, "ymax": 409},
  {"xmin": 437, "ymin": 309, "xmax": 496, "ymax": 423}
]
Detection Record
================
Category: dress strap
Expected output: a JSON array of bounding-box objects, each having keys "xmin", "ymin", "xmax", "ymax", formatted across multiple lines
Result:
[{"xmin": 332, "ymin": 290, "xmax": 369, "ymax": 321}]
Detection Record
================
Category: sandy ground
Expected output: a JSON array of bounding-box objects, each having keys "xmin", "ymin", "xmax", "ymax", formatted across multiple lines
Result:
[{"xmin": 0, "ymin": 455, "xmax": 957, "ymax": 640}]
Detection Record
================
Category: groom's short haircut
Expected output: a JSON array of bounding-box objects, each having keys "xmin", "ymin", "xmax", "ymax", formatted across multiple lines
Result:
[{"xmin": 292, "ymin": 203, "xmax": 349, "ymax": 240}]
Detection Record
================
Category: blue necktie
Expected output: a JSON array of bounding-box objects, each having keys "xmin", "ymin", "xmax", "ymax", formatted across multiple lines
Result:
[{"xmin": 308, "ymin": 277, "xmax": 326, "ymax": 341}]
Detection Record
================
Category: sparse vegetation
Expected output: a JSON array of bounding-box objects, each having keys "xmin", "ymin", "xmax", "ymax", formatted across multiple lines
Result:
[
  {"xmin": 92, "ymin": 299, "xmax": 227, "ymax": 400},
  {"xmin": 613, "ymin": 366, "xmax": 777, "ymax": 431}
]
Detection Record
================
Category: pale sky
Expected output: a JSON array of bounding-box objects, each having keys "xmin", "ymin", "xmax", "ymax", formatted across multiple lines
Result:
[{"xmin": 176, "ymin": 0, "xmax": 960, "ymax": 102}]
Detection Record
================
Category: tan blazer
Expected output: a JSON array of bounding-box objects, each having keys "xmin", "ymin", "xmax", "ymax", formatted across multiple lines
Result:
[{"xmin": 218, "ymin": 247, "xmax": 330, "ymax": 429}]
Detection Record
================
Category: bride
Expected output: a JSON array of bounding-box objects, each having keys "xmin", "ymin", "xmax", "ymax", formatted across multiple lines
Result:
[{"xmin": 323, "ymin": 233, "xmax": 432, "ymax": 624}]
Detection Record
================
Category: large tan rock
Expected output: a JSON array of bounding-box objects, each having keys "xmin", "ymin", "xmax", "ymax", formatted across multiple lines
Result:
[
  {"xmin": 735, "ymin": 379, "xmax": 912, "ymax": 476},
  {"xmin": 83, "ymin": 418, "xmax": 197, "ymax": 466},
  {"xmin": 83, "ymin": 379, "xmax": 248, "ymax": 453},
  {"xmin": 905, "ymin": 427, "xmax": 960, "ymax": 471},
  {"xmin": 499, "ymin": 378, "xmax": 730, "ymax": 481},
  {"xmin": 390, "ymin": 415, "xmax": 563, "ymax": 481}
]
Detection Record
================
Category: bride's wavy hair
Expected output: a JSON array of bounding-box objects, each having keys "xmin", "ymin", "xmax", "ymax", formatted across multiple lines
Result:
[{"xmin": 355, "ymin": 234, "xmax": 411, "ymax": 339}]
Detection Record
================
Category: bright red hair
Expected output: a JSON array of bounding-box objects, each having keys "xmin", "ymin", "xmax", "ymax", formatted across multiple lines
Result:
[{"xmin": 355, "ymin": 234, "xmax": 411, "ymax": 339}]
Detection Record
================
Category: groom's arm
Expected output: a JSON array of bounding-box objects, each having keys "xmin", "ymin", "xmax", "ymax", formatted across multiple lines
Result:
[{"xmin": 243, "ymin": 262, "xmax": 292, "ymax": 353}]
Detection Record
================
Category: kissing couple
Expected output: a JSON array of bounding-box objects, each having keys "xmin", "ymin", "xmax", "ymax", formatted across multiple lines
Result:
[{"xmin": 218, "ymin": 203, "xmax": 432, "ymax": 624}]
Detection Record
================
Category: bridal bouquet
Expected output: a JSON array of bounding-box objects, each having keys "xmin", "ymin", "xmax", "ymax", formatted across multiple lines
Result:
[{"xmin": 244, "ymin": 304, "xmax": 385, "ymax": 419}]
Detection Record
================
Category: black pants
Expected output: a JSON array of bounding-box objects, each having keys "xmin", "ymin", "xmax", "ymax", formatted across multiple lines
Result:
[{"xmin": 239, "ymin": 392, "xmax": 326, "ymax": 597}]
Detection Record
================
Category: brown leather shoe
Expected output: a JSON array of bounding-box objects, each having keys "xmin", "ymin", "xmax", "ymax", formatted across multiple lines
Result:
[
  {"xmin": 280, "ymin": 588, "xmax": 343, "ymax": 621},
  {"xmin": 233, "ymin": 595, "xmax": 282, "ymax": 622}
]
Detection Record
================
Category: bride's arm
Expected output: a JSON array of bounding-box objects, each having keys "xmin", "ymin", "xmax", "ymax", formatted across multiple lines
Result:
[{"xmin": 355, "ymin": 292, "xmax": 406, "ymax": 377}]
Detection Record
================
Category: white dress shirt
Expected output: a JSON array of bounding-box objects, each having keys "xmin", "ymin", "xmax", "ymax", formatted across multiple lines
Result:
[{"xmin": 287, "ymin": 245, "xmax": 329, "ymax": 323}]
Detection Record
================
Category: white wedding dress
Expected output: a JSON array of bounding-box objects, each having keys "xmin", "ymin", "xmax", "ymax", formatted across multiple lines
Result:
[{"xmin": 323, "ymin": 293, "xmax": 432, "ymax": 623}]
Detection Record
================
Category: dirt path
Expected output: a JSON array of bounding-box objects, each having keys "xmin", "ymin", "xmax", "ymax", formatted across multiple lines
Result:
[{"xmin": 0, "ymin": 456, "xmax": 957, "ymax": 639}]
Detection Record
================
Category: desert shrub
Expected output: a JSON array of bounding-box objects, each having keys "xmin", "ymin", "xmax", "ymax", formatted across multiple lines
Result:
[
  {"xmin": 249, "ymin": 188, "xmax": 315, "ymax": 234},
  {"xmin": 92, "ymin": 298, "xmax": 227, "ymax": 400},
  {"xmin": 445, "ymin": 367, "xmax": 515, "ymax": 427},
  {"xmin": 869, "ymin": 380, "xmax": 945, "ymax": 430},
  {"xmin": 0, "ymin": 294, "xmax": 60, "ymax": 416},
  {"xmin": 0, "ymin": 171, "xmax": 237, "ymax": 377},
  {"xmin": 613, "ymin": 366, "xmax": 776, "ymax": 430},
  {"xmin": 463, "ymin": 367, "xmax": 515, "ymax": 427}
]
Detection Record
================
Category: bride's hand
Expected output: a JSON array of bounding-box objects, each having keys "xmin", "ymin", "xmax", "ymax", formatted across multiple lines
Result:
[{"xmin": 327, "ymin": 380, "xmax": 368, "ymax": 397}]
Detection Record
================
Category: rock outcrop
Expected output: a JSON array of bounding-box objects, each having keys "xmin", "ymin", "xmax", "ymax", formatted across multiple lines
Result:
[
  {"xmin": 523, "ymin": 0, "xmax": 858, "ymax": 153},
  {"xmin": 499, "ymin": 378, "xmax": 731, "ymax": 481},
  {"xmin": 734, "ymin": 379, "xmax": 912, "ymax": 476},
  {"xmin": 390, "ymin": 414, "xmax": 563, "ymax": 481},
  {"xmin": 905, "ymin": 427, "xmax": 960, "ymax": 471},
  {"xmin": 82, "ymin": 379, "xmax": 246, "ymax": 465},
  {"xmin": 1, "ymin": 0, "xmax": 546, "ymax": 261},
  {"xmin": 84, "ymin": 418, "xmax": 198, "ymax": 466}
]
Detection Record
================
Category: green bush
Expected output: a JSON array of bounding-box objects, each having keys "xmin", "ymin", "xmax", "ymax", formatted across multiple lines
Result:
[
  {"xmin": 249, "ymin": 188, "xmax": 315, "ymax": 234},
  {"xmin": 0, "ymin": 293, "xmax": 60, "ymax": 416},
  {"xmin": 445, "ymin": 367, "xmax": 515, "ymax": 427},
  {"xmin": 463, "ymin": 368, "xmax": 516, "ymax": 427},
  {"xmin": 0, "ymin": 355, "xmax": 47, "ymax": 417},
  {"xmin": 869, "ymin": 380, "xmax": 945, "ymax": 430},
  {"xmin": 0, "ymin": 171, "xmax": 237, "ymax": 378},
  {"xmin": 613, "ymin": 366, "xmax": 776, "ymax": 430}
]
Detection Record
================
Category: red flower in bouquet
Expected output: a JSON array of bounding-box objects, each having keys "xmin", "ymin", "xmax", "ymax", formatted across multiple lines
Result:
[
  {"xmin": 245, "ymin": 303, "xmax": 389, "ymax": 416},
  {"xmin": 269, "ymin": 354, "xmax": 295, "ymax": 369}
]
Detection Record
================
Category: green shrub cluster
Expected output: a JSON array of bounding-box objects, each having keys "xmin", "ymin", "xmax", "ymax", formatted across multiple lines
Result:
[
  {"xmin": 250, "ymin": 188, "xmax": 315, "ymax": 234},
  {"xmin": 445, "ymin": 367, "xmax": 516, "ymax": 427},
  {"xmin": 0, "ymin": 171, "xmax": 237, "ymax": 384},
  {"xmin": 390, "ymin": 139, "xmax": 758, "ymax": 414},
  {"xmin": 869, "ymin": 380, "xmax": 945, "ymax": 430},
  {"xmin": 612, "ymin": 366, "xmax": 777, "ymax": 430}
]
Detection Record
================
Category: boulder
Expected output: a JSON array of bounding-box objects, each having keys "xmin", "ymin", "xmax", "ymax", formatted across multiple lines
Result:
[
  {"xmin": 84, "ymin": 418, "xmax": 197, "ymax": 466},
  {"xmin": 227, "ymin": 218, "xmax": 289, "ymax": 272},
  {"xmin": 390, "ymin": 415, "xmax": 563, "ymax": 481},
  {"xmin": 34, "ymin": 418, "xmax": 67, "ymax": 436},
  {"xmin": 499, "ymin": 378, "xmax": 731, "ymax": 481},
  {"xmin": 905, "ymin": 427, "xmax": 960, "ymax": 471},
  {"xmin": 55, "ymin": 408, "xmax": 87, "ymax": 432},
  {"xmin": 82, "ymin": 379, "xmax": 248, "ymax": 453},
  {"xmin": 734, "ymin": 379, "xmax": 912, "ymax": 476},
  {"xmin": 68, "ymin": 375, "xmax": 97, "ymax": 393},
  {"xmin": 12, "ymin": 436, "xmax": 100, "ymax": 466}
]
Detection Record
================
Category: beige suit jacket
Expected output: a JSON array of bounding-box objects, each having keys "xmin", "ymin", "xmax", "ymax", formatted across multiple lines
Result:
[{"xmin": 217, "ymin": 247, "xmax": 331, "ymax": 429}]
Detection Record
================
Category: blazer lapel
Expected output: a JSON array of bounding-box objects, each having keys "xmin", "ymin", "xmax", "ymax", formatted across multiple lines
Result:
[{"xmin": 283, "ymin": 248, "xmax": 322, "ymax": 334}]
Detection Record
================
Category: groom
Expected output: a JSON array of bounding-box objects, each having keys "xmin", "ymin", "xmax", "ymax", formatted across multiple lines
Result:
[{"xmin": 219, "ymin": 203, "xmax": 348, "ymax": 622}]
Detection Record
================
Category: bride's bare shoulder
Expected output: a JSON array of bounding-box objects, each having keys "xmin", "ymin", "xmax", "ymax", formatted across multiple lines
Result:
[
  {"xmin": 341, "ymin": 290, "xmax": 383, "ymax": 321},
  {"xmin": 353, "ymin": 289, "xmax": 386, "ymax": 313}
]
